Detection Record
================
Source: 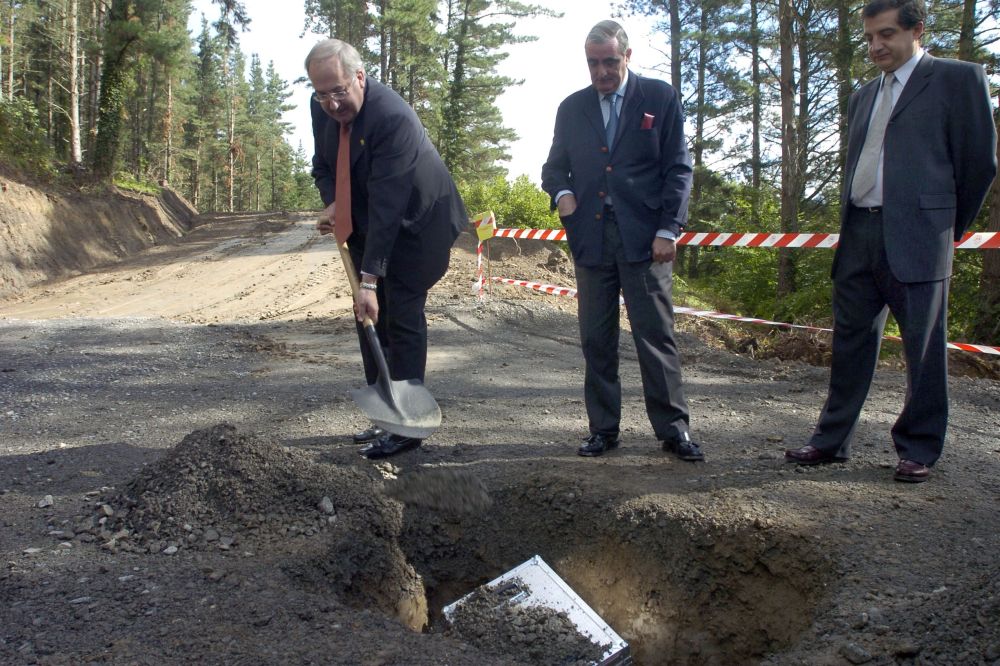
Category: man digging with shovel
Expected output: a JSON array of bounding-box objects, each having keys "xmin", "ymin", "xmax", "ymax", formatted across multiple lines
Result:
[{"xmin": 308, "ymin": 38, "xmax": 467, "ymax": 459}]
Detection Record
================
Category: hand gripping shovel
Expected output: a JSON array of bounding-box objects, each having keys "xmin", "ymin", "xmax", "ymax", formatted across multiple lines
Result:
[{"xmin": 338, "ymin": 242, "xmax": 442, "ymax": 439}]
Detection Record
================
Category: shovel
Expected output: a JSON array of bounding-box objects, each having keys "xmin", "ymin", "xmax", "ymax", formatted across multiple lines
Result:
[{"xmin": 337, "ymin": 242, "xmax": 442, "ymax": 439}]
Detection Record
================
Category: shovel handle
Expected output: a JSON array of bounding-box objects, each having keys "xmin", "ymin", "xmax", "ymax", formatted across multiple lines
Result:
[
  {"xmin": 337, "ymin": 241, "xmax": 394, "ymax": 386},
  {"xmin": 337, "ymin": 242, "xmax": 375, "ymax": 329}
]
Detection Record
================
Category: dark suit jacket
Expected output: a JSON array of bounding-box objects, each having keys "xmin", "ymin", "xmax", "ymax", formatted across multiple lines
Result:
[
  {"xmin": 839, "ymin": 54, "xmax": 996, "ymax": 283},
  {"xmin": 311, "ymin": 79, "xmax": 466, "ymax": 284},
  {"xmin": 541, "ymin": 70, "xmax": 692, "ymax": 267}
]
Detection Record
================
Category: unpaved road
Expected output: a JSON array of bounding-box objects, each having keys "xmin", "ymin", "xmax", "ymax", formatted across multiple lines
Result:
[{"xmin": 1, "ymin": 212, "xmax": 999, "ymax": 665}]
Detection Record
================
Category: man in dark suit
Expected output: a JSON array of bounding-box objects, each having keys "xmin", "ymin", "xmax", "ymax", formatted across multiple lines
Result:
[
  {"xmin": 307, "ymin": 39, "xmax": 467, "ymax": 459},
  {"xmin": 785, "ymin": 0, "xmax": 996, "ymax": 482},
  {"xmin": 541, "ymin": 20, "xmax": 704, "ymax": 461}
]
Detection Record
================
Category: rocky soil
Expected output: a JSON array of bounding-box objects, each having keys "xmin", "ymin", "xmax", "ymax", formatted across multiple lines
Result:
[{"xmin": 1, "ymin": 205, "xmax": 999, "ymax": 665}]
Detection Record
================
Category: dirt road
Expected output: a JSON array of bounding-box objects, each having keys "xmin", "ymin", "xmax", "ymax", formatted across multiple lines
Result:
[{"xmin": 1, "ymin": 212, "xmax": 999, "ymax": 665}]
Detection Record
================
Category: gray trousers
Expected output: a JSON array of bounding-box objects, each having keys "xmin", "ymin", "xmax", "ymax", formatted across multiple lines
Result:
[{"xmin": 574, "ymin": 214, "xmax": 690, "ymax": 442}]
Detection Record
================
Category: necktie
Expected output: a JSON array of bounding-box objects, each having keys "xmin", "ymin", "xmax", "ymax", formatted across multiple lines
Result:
[
  {"xmin": 605, "ymin": 93, "xmax": 619, "ymax": 149},
  {"xmin": 851, "ymin": 72, "xmax": 895, "ymax": 200},
  {"xmin": 334, "ymin": 122, "xmax": 353, "ymax": 243}
]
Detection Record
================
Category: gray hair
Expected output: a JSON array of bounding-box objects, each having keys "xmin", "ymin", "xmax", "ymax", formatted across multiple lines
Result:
[
  {"xmin": 304, "ymin": 39, "xmax": 364, "ymax": 76},
  {"xmin": 586, "ymin": 20, "xmax": 629, "ymax": 54}
]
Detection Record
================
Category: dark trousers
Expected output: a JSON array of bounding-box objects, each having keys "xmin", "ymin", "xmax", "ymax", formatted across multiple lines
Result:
[
  {"xmin": 809, "ymin": 207, "xmax": 949, "ymax": 465},
  {"xmin": 574, "ymin": 213, "xmax": 690, "ymax": 441},
  {"xmin": 348, "ymin": 224, "xmax": 452, "ymax": 384}
]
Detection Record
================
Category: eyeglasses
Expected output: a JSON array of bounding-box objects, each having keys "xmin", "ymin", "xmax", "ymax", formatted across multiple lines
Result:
[{"xmin": 312, "ymin": 76, "xmax": 357, "ymax": 103}]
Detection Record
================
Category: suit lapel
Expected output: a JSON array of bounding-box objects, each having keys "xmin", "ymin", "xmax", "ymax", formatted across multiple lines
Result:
[
  {"xmin": 349, "ymin": 80, "xmax": 374, "ymax": 170},
  {"xmin": 585, "ymin": 92, "xmax": 604, "ymax": 144},
  {"xmin": 890, "ymin": 53, "xmax": 933, "ymax": 120}
]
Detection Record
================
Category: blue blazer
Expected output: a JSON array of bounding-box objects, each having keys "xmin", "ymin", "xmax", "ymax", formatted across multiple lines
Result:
[
  {"xmin": 541, "ymin": 71, "xmax": 693, "ymax": 267},
  {"xmin": 839, "ymin": 54, "xmax": 996, "ymax": 283},
  {"xmin": 311, "ymin": 79, "xmax": 466, "ymax": 281}
]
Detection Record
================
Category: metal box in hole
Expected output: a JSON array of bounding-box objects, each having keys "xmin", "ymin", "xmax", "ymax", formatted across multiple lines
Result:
[{"xmin": 443, "ymin": 555, "xmax": 631, "ymax": 665}]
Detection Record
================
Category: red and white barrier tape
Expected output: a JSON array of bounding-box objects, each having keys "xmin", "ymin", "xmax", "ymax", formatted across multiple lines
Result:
[
  {"xmin": 490, "ymin": 228, "xmax": 1000, "ymax": 249},
  {"xmin": 491, "ymin": 277, "xmax": 1000, "ymax": 356}
]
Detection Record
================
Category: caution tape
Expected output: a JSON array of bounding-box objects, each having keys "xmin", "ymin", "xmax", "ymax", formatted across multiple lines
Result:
[
  {"xmin": 493, "ymin": 228, "xmax": 566, "ymax": 241},
  {"xmin": 491, "ymin": 277, "xmax": 1000, "ymax": 356},
  {"xmin": 489, "ymin": 228, "xmax": 1000, "ymax": 249}
]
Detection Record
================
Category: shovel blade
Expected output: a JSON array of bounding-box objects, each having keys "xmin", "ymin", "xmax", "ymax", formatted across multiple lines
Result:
[{"xmin": 350, "ymin": 378, "xmax": 441, "ymax": 439}]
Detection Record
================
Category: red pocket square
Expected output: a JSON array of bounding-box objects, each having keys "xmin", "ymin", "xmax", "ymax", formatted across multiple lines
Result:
[{"xmin": 641, "ymin": 113, "xmax": 655, "ymax": 130}]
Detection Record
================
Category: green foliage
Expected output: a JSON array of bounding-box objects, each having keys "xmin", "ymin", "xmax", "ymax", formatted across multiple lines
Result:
[
  {"xmin": 113, "ymin": 173, "xmax": 162, "ymax": 195},
  {"xmin": 0, "ymin": 97, "xmax": 55, "ymax": 179},
  {"xmin": 458, "ymin": 175, "xmax": 559, "ymax": 229},
  {"xmin": 949, "ymin": 250, "xmax": 985, "ymax": 342},
  {"xmin": 686, "ymin": 178, "xmax": 837, "ymax": 324}
]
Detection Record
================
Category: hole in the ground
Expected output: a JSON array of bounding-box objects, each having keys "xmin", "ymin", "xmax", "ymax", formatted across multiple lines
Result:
[{"xmin": 399, "ymin": 478, "xmax": 831, "ymax": 665}]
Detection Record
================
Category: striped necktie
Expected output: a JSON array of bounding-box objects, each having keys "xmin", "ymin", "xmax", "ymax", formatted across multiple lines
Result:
[{"xmin": 605, "ymin": 93, "xmax": 619, "ymax": 149}]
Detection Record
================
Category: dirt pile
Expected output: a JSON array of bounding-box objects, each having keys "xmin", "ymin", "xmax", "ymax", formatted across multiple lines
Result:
[
  {"xmin": 88, "ymin": 423, "xmax": 429, "ymax": 630},
  {"xmin": 89, "ymin": 423, "xmax": 369, "ymax": 554}
]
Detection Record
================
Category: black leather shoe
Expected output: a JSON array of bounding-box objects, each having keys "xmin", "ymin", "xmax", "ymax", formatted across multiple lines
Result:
[
  {"xmin": 577, "ymin": 433, "xmax": 619, "ymax": 457},
  {"xmin": 663, "ymin": 435, "xmax": 705, "ymax": 462},
  {"xmin": 353, "ymin": 425, "xmax": 386, "ymax": 443},
  {"xmin": 359, "ymin": 433, "xmax": 422, "ymax": 459}
]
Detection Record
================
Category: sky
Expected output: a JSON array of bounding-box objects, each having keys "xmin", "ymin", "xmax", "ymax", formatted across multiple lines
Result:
[{"xmin": 188, "ymin": 0, "xmax": 665, "ymax": 182}]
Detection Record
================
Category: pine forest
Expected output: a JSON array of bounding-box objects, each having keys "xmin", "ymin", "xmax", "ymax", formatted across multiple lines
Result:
[{"xmin": 1, "ymin": 0, "xmax": 999, "ymax": 345}]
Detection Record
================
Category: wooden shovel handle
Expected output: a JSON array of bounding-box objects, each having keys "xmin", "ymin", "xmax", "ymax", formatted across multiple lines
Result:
[{"xmin": 337, "ymin": 241, "xmax": 376, "ymax": 328}]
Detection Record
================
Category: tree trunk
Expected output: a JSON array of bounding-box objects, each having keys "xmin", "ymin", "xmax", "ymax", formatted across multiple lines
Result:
[
  {"xmin": 379, "ymin": 0, "xmax": 388, "ymax": 81},
  {"xmin": 228, "ymin": 114, "xmax": 235, "ymax": 211},
  {"xmin": 954, "ymin": 0, "xmax": 998, "ymax": 342},
  {"xmin": 68, "ymin": 0, "xmax": 83, "ymax": 164},
  {"xmin": 972, "ymin": 109, "xmax": 1000, "ymax": 344},
  {"xmin": 0, "ymin": 2, "xmax": 5, "ymax": 101},
  {"xmin": 835, "ymin": 0, "xmax": 852, "ymax": 186},
  {"xmin": 87, "ymin": 0, "xmax": 104, "ymax": 158},
  {"xmin": 163, "ymin": 74, "xmax": 173, "ymax": 182},
  {"xmin": 270, "ymin": 143, "xmax": 276, "ymax": 210},
  {"xmin": 191, "ymin": 136, "xmax": 202, "ymax": 209},
  {"xmin": 688, "ymin": 6, "xmax": 709, "ymax": 280},
  {"xmin": 6, "ymin": 0, "xmax": 14, "ymax": 101},
  {"xmin": 254, "ymin": 147, "xmax": 260, "ymax": 211},
  {"xmin": 957, "ymin": 0, "xmax": 976, "ymax": 61},
  {"xmin": 750, "ymin": 0, "xmax": 762, "ymax": 227},
  {"xmin": 92, "ymin": 47, "xmax": 132, "ymax": 179},
  {"xmin": 777, "ymin": 0, "xmax": 797, "ymax": 299},
  {"xmin": 669, "ymin": 0, "xmax": 685, "ymax": 271},
  {"xmin": 669, "ymin": 0, "xmax": 681, "ymax": 91},
  {"xmin": 92, "ymin": 0, "xmax": 137, "ymax": 180}
]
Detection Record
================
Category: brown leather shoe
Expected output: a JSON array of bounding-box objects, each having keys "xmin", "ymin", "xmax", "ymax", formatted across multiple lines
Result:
[
  {"xmin": 784, "ymin": 445, "xmax": 848, "ymax": 465},
  {"xmin": 894, "ymin": 459, "xmax": 931, "ymax": 483}
]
